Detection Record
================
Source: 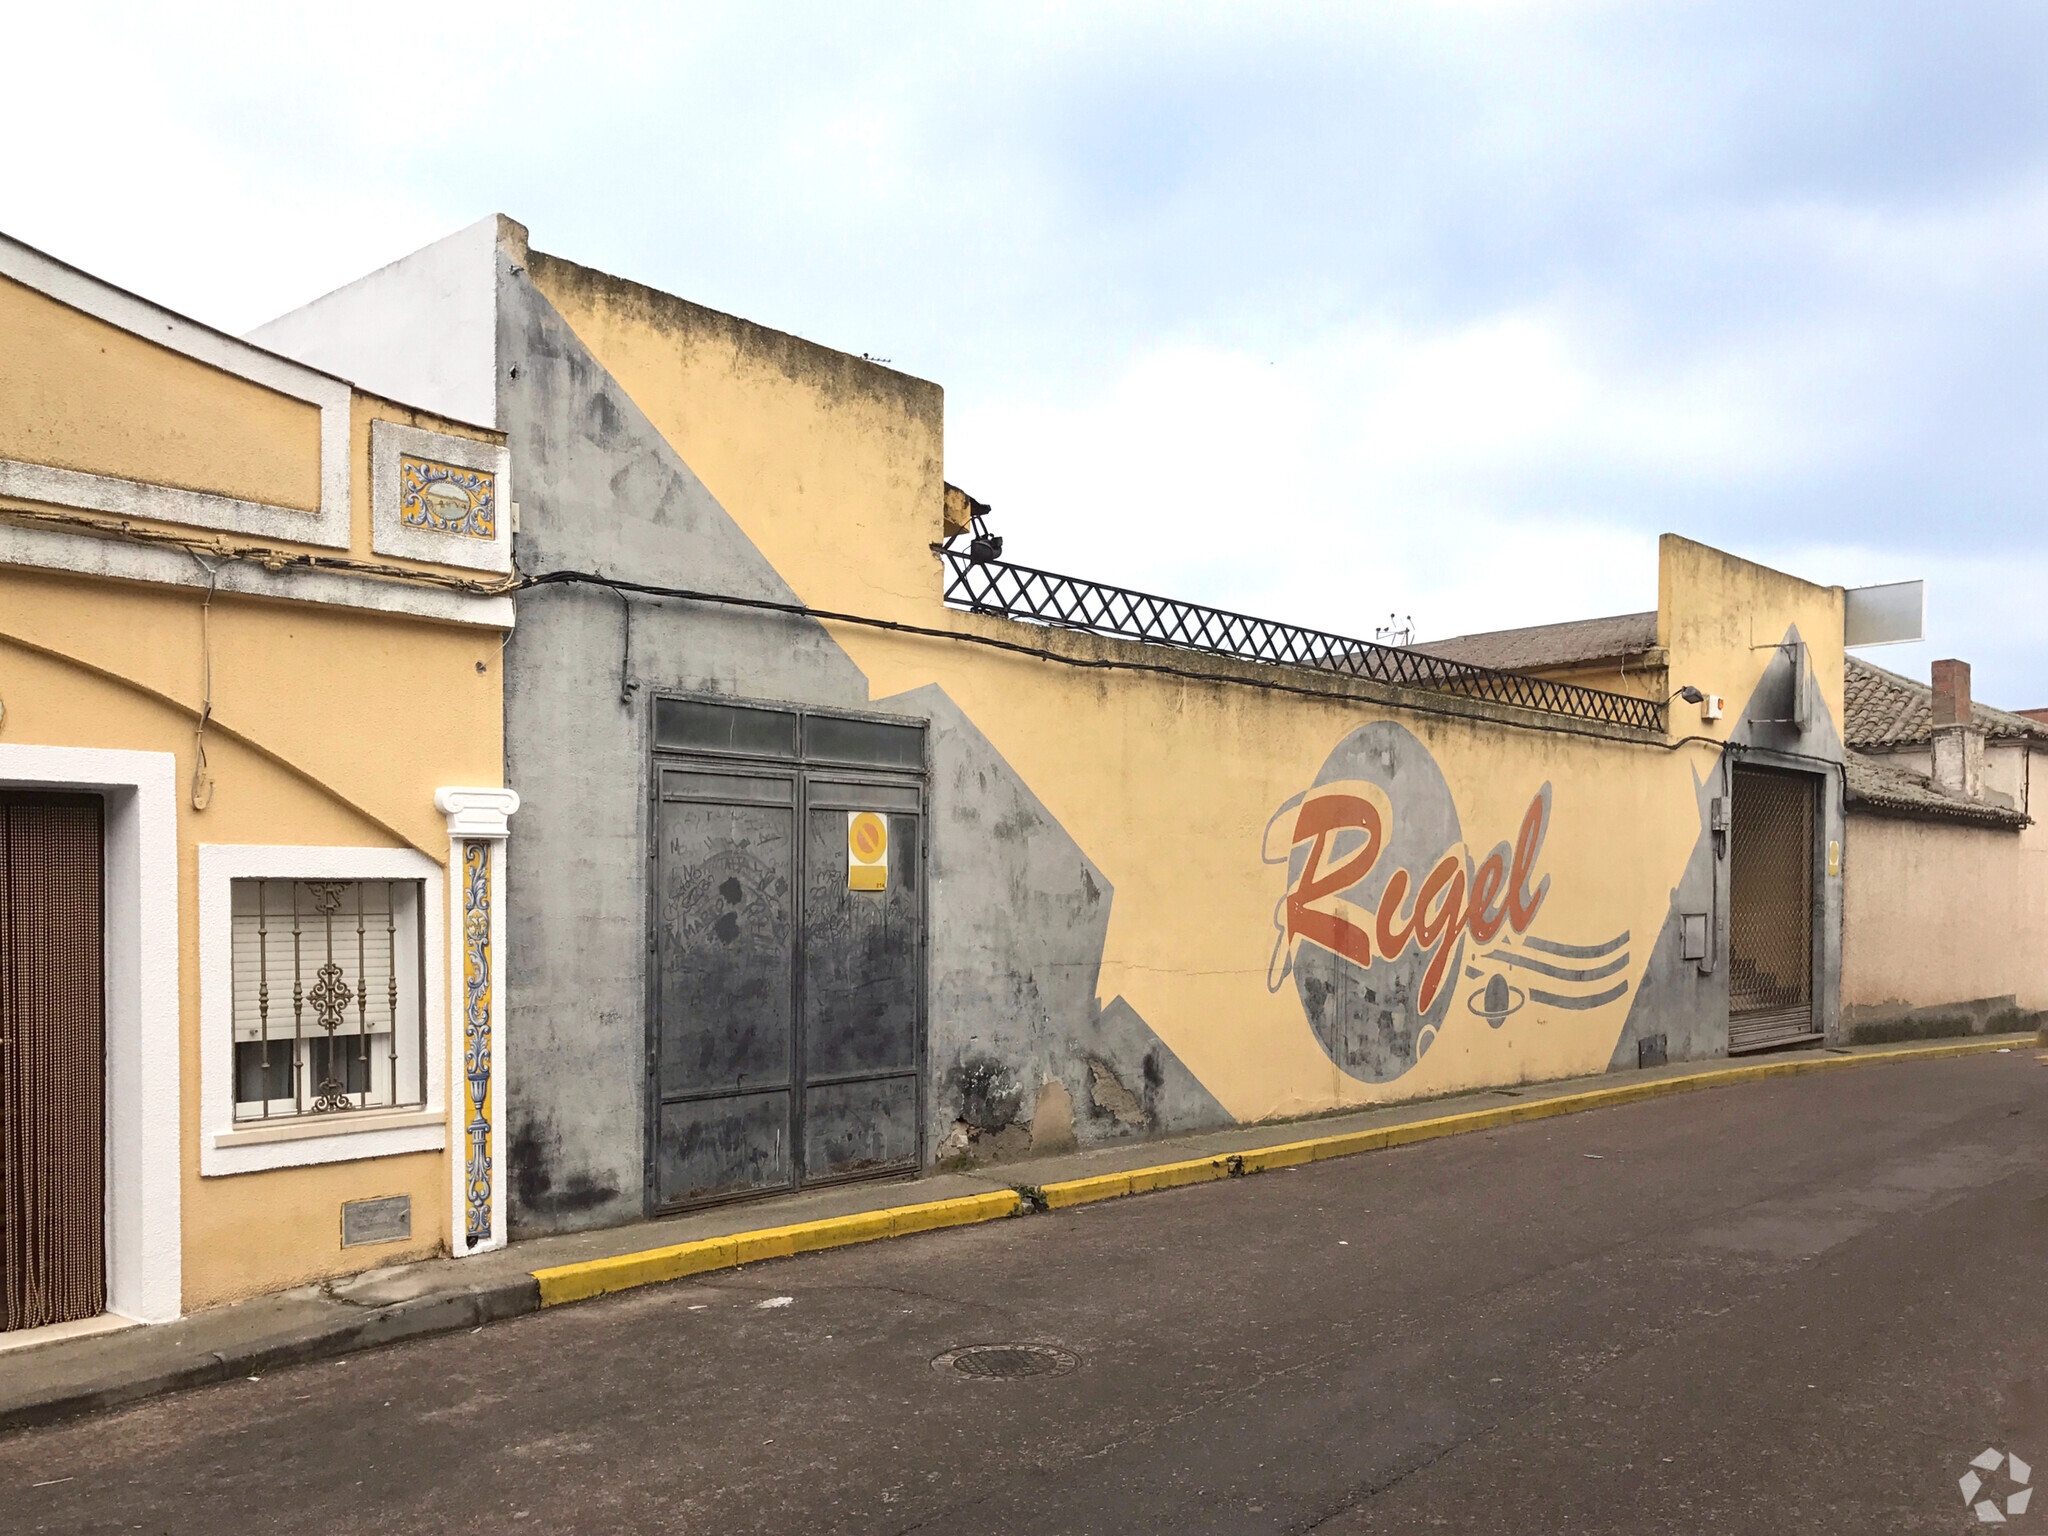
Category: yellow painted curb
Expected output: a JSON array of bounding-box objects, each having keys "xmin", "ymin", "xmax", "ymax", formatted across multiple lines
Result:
[
  {"xmin": 1034, "ymin": 1035, "xmax": 2023, "ymax": 1209},
  {"xmin": 531, "ymin": 1037, "xmax": 2021, "ymax": 1310},
  {"xmin": 532, "ymin": 1189, "xmax": 1021, "ymax": 1307}
]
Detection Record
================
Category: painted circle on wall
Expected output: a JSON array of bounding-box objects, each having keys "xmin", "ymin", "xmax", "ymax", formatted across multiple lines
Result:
[{"xmin": 1290, "ymin": 720, "xmax": 1466, "ymax": 1083}]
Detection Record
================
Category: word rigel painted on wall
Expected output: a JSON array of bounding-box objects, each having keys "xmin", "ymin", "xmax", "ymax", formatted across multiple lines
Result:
[{"xmin": 1266, "ymin": 721, "xmax": 1630, "ymax": 1085}]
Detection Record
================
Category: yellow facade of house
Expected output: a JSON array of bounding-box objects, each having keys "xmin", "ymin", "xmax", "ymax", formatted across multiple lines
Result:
[{"xmin": 0, "ymin": 233, "xmax": 518, "ymax": 1330}]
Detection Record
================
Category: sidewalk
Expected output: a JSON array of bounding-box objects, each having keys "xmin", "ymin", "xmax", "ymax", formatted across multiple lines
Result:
[{"xmin": 0, "ymin": 1033, "xmax": 2030, "ymax": 1432}]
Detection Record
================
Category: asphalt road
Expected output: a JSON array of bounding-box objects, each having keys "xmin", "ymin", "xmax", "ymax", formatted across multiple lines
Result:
[{"xmin": 5, "ymin": 1051, "xmax": 2044, "ymax": 1535}]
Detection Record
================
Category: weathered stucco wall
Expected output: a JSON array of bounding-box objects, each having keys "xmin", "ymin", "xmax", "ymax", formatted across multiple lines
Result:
[
  {"xmin": 1, "ymin": 272, "xmax": 323, "ymax": 510},
  {"xmin": 488, "ymin": 218, "xmax": 1853, "ymax": 1237},
  {"xmin": 1615, "ymin": 537, "xmax": 1852, "ymax": 1060},
  {"xmin": 1843, "ymin": 797, "xmax": 2048, "ymax": 1029}
]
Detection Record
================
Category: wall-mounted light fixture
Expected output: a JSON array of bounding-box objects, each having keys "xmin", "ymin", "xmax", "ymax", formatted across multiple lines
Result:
[
  {"xmin": 1666, "ymin": 684, "xmax": 1723, "ymax": 722},
  {"xmin": 968, "ymin": 505, "xmax": 1003, "ymax": 565}
]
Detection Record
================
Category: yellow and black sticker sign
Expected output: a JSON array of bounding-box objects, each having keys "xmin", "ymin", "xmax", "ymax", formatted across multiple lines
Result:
[{"xmin": 848, "ymin": 811, "xmax": 888, "ymax": 891}]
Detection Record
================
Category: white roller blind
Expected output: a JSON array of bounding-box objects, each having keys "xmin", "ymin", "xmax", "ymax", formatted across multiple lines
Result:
[{"xmin": 230, "ymin": 879, "xmax": 411, "ymax": 1044}]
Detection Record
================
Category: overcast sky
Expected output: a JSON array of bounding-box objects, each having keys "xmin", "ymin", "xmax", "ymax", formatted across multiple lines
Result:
[{"xmin": 12, "ymin": 2, "xmax": 2046, "ymax": 701}]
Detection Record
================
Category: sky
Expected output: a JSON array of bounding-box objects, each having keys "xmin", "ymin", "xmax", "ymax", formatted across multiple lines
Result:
[{"xmin": 10, "ymin": 2, "xmax": 2047, "ymax": 701}]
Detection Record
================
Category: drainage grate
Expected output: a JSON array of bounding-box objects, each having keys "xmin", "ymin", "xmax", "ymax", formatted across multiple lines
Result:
[{"xmin": 932, "ymin": 1343, "xmax": 1078, "ymax": 1379}]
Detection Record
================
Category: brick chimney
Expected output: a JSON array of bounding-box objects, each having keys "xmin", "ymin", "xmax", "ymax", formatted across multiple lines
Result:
[{"xmin": 1929, "ymin": 658, "xmax": 1983, "ymax": 800}]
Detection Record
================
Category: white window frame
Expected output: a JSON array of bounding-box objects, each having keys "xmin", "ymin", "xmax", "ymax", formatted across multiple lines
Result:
[
  {"xmin": 0, "ymin": 744, "xmax": 182, "ymax": 1325},
  {"xmin": 200, "ymin": 845, "xmax": 447, "ymax": 1176}
]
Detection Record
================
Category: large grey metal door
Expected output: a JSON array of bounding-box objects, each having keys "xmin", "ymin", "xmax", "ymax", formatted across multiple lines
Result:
[
  {"xmin": 653, "ymin": 770, "xmax": 800, "ymax": 1208},
  {"xmin": 1727, "ymin": 767, "xmax": 1819, "ymax": 1053},
  {"xmin": 651, "ymin": 699, "xmax": 925, "ymax": 1211}
]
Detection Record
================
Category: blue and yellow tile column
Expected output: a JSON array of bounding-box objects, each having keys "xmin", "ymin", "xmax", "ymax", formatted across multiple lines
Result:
[{"xmin": 435, "ymin": 787, "xmax": 521, "ymax": 1254}]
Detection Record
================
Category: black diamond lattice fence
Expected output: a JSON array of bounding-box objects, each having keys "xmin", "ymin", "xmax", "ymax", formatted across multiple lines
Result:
[{"xmin": 939, "ymin": 550, "xmax": 1665, "ymax": 732}]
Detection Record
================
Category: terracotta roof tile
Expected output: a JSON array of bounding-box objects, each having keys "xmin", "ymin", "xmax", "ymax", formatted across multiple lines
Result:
[
  {"xmin": 1413, "ymin": 611, "xmax": 1659, "ymax": 672},
  {"xmin": 1844, "ymin": 749, "xmax": 2029, "ymax": 828},
  {"xmin": 1844, "ymin": 655, "xmax": 2048, "ymax": 748}
]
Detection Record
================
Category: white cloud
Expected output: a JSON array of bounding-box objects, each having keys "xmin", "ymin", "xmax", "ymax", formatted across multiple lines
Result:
[
  {"xmin": 5, "ymin": 1, "xmax": 2048, "ymax": 691},
  {"xmin": 946, "ymin": 310, "xmax": 1791, "ymax": 644}
]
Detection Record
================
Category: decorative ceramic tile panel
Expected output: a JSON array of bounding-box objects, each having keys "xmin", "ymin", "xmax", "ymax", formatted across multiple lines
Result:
[
  {"xmin": 369, "ymin": 420, "xmax": 512, "ymax": 575},
  {"xmin": 400, "ymin": 455, "xmax": 497, "ymax": 541},
  {"xmin": 461, "ymin": 839, "xmax": 493, "ymax": 1247}
]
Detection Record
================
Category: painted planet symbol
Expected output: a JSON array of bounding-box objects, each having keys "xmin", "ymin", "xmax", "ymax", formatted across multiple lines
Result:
[{"xmin": 1466, "ymin": 973, "xmax": 1526, "ymax": 1025}]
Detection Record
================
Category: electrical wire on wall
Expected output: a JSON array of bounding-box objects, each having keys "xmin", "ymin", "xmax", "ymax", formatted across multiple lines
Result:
[
  {"xmin": 8, "ymin": 502, "xmax": 1752, "ymax": 760},
  {"xmin": 188, "ymin": 552, "xmax": 219, "ymax": 811},
  {"xmin": 614, "ymin": 585, "xmax": 637, "ymax": 705},
  {"xmin": 0, "ymin": 505, "xmax": 516, "ymax": 598}
]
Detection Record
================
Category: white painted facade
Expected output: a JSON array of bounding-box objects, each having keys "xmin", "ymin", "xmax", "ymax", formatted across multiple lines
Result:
[{"xmin": 248, "ymin": 217, "xmax": 502, "ymax": 431}]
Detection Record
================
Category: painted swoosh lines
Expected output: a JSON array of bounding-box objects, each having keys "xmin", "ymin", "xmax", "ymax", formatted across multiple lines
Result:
[
  {"xmin": 1479, "ymin": 949, "xmax": 1629, "ymax": 983},
  {"xmin": 1521, "ymin": 931, "xmax": 1630, "ymax": 960},
  {"xmin": 1465, "ymin": 927, "xmax": 1633, "ymax": 1019},
  {"xmin": 1528, "ymin": 982, "xmax": 1631, "ymax": 1010}
]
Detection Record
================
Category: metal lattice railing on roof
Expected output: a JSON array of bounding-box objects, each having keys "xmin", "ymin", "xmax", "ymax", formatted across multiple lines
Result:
[{"xmin": 940, "ymin": 549, "xmax": 1666, "ymax": 732}]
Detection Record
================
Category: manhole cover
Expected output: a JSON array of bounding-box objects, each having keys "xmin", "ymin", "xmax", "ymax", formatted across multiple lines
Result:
[{"xmin": 931, "ymin": 1343, "xmax": 1078, "ymax": 1379}]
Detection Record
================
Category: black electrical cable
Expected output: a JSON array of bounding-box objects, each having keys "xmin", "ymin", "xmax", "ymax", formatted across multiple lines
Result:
[{"xmin": 520, "ymin": 568, "xmax": 1736, "ymax": 755}]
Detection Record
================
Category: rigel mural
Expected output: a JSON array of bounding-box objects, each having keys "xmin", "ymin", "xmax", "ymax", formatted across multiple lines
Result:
[{"xmin": 1268, "ymin": 722, "xmax": 1635, "ymax": 1083}]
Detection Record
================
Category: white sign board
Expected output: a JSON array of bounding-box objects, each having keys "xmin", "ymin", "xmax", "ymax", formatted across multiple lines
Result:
[{"xmin": 1845, "ymin": 580, "xmax": 1925, "ymax": 648}]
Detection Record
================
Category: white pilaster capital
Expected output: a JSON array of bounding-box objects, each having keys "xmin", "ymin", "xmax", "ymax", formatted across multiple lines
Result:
[{"xmin": 435, "ymin": 785, "xmax": 521, "ymax": 840}]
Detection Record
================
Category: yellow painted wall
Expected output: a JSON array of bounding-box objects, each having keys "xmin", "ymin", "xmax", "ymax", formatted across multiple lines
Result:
[
  {"xmin": 838, "ymin": 628, "xmax": 1709, "ymax": 1116},
  {"xmin": 1514, "ymin": 658, "xmax": 1667, "ymax": 703},
  {"xmin": 0, "ymin": 274, "xmax": 323, "ymax": 511},
  {"xmin": 1660, "ymin": 534, "xmax": 1846, "ymax": 743},
  {"xmin": 0, "ymin": 619, "xmax": 491, "ymax": 1304},
  {"xmin": 535, "ymin": 254, "xmax": 1851, "ymax": 1122},
  {"xmin": 527, "ymin": 249, "xmax": 947, "ymax": 626}
]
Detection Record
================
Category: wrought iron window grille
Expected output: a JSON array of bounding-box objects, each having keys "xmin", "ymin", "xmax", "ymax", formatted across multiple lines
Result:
[
  {"xmin": 229, "ymin": 878, "xmax": 428, "ymax": 1122},
  {"xmin": 938, "ymin": 547, "xmax": 1666, "ymax": 732}
]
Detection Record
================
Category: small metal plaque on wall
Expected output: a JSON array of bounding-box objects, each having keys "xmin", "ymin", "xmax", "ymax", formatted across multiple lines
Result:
[{"xmin": 341, "ymin": 1195, "xmax": 412, "ymax": 1248}]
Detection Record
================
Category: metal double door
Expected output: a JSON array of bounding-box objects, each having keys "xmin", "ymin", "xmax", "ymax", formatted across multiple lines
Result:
[{"xmin": 651, "ymin": 763, "xmax": 923, "ymax": 1209}]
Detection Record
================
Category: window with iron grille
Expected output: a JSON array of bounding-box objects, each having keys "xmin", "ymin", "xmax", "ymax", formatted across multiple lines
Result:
[{"xmin": 229, "ymin": 879, "xmax": 427, "ymax": 1121}]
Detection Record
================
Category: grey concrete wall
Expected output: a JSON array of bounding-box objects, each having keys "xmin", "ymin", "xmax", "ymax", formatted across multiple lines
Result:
[
  {"xmin": 494, "ymin": 243, "xmax": 1844, "ymax": 1237},
  {"xmin": 499, "ymin": 263, "xmax": 867, "ymax": 1235},
  {"xmin": 497, "ymin": 266, "xmax": 1216, "ymax": 1235},
  {"xmin": 913, "ymin": 685, "xmax": 1229, "ymax": 1165}
]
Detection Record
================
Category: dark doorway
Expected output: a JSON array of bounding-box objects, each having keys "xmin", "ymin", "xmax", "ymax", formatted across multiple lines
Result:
[
  {"xmin": 1, "ymin": 793, "xmax": 106, "ymax": 1331},
  {"xmin": 649, "ymin": 700, "xmax": 924, "ymax": 1211},
  {"xmin": 1726, "ymin": 767, "xmax": 1820, "ymax": 1053}
]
